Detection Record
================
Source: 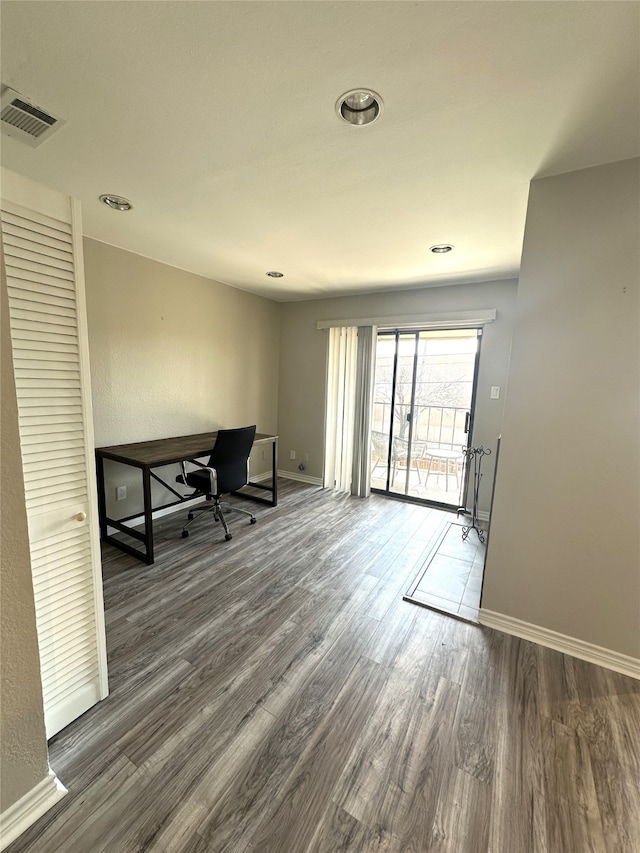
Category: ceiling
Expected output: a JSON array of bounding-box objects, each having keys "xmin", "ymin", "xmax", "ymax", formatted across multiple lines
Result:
[{"xmin": 1, "ymin": 1, "xmax": 638, "ymax": 302}]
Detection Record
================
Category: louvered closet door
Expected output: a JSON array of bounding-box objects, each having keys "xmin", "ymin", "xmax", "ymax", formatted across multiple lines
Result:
[{"xmin": 1, "ymin": 170, "xmax": 108, "ymax": 738}]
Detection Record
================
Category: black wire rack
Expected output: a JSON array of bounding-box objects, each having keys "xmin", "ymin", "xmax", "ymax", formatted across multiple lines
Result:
[{"xmin": 457, "ymin": 445, "xmax": 492, "ymax": 543}]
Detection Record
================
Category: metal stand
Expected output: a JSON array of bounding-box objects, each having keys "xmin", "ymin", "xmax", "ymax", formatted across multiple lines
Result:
[{"xmin": 457, "ymin": 446, "xmax": 492, "ymax": 543}]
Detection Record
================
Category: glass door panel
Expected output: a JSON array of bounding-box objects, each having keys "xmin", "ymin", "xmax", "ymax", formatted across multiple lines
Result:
[
  {"xmin": 371, "ymin": 328, "xmax": 480, "ymax": 508},
  {"xmin": 371, "ymin": 333, "xmax": 395, "ymax": 492},
  {"xmin": 389, "ymin": 333, "xmax": 419, "ymax": 495}
]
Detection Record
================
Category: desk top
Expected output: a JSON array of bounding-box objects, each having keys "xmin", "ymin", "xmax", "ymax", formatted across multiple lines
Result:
[{"xmin": 96, "ymin": 431, "xmax": 278, "ymax": 468}]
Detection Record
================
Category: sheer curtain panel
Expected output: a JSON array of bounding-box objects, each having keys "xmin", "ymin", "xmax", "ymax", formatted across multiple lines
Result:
[
  {"xmin": 324, "ymin": 325, "xmax": 376, "ymax": 496},
  {"xmin": 324, "ymin": 326, "xmax": 357, "ymax": 492},
  {"xmin": 351, "ymin": 325, "xmax": 376, "ymax": 497}
]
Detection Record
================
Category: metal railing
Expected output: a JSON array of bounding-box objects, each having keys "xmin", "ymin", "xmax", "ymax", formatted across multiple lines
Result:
[{"xmin": 372, "ymin": 404, "xmax": 469, "ymax": 452}]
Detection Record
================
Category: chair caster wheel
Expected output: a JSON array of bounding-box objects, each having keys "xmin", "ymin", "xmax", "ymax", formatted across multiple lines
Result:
[
  {"xmin": 187, "ymin": 512, "xmax": 194, "ymax": 520},
  {"xmin": 250, "ymin": 517, "xmax": 257, "ymax": 524},
  {"xmin": 225, "ymin": 533, "xmax": 232, "ymax": 541},
  {"xmin": 182, "ymin": 530, "xmax": 189, "ymax": 538}
]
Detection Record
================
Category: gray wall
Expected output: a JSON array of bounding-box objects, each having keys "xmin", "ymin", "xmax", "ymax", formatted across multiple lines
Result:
[
  {"xmin": 483, "ymin": 158, "xmax": 640, "ymax": 657},
  {"xmin": 83, "ymin": 239, "xmax": 281, "ymax": 519},
  {"xmin": 1, "ymin": 246, "xmax": 49, "ymax": 813},
  {"xmin": 278, "ymin": 279, "xmax": 518, "ymax": 514}
]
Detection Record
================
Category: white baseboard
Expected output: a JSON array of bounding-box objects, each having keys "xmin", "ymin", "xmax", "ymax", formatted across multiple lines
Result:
[
  {"xmin": 0, "ymin": 770, "xmax": 67, "ymax": 851},
  {"xmin": 479, "ymin": 609, "xmax": 640, "ymax": 681},
  {"xmin": 278, "ymin": 469, "xmax": 323, "ymax": 486},
  {"xmin": 250, "ymin": 471, "xmax": 272, "ymax": 483},
  {"xmin": 107, "ymin": 496, "xmax": 202, "ymax": 534}
]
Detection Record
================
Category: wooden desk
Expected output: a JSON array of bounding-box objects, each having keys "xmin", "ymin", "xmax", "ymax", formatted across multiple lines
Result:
[{"xmin": 95, "ymin": 432, "xmax": 278, "ymax": 564}]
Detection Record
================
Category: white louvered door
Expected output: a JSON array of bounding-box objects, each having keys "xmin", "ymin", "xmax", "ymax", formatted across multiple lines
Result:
[{"xmin": 1, "ymin": 169, "xmax": 108, "ymax": 738}]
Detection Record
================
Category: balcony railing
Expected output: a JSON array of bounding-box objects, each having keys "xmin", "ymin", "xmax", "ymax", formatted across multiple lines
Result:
[
  {"xmin": 370, "ymin": 405, "xmax": 469, "ymax": 503},
  {"xmin": 372, "ymin": 404, "xmax": 469, "ymax": 452}
]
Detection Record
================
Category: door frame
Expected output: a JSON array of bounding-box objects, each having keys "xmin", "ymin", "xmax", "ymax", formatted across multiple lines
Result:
[
  {"xmin": 458, "ymin": 327, "xmax": 483, "ymax": 513},
  {"xmin": 371, "ymin": 325, "xmax": 484, "ymax": 512}
]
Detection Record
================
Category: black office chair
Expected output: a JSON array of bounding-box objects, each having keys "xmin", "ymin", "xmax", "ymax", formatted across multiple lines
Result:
[{"xmin": 176, "ymin": 425, "xmax": 257, "ymax": 541}]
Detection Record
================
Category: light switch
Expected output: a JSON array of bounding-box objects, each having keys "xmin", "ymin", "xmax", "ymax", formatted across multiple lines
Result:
[{"xmin": 490, "ymin": 386, "xmax": 500, "ymax": 399}]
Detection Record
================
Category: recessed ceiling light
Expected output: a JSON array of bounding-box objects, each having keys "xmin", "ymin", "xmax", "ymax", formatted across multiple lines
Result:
[
  {"xmin": 266, "ymin": 271, "xmax": 284, "ymax": 278},
  {"xmin": 99, "ymin": 194, "xmax": 133, "ymax": 211},
  {"xmin": 336, "ymin": 89, "xmax": 382, "ymax": 126},
  {"xmin": 430, "ymin": 244, "xmax": 454, "ymax": 253}
]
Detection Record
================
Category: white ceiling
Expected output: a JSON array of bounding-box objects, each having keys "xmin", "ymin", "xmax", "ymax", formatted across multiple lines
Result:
[{"xmin": 1, "ymin": 1, "xmax": 639, "ymax": 301}]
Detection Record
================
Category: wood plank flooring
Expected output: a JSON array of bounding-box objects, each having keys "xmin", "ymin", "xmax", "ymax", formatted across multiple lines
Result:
[{"xmin": 7, "ymin": 481, "xmax": 640, "ymax": 853}]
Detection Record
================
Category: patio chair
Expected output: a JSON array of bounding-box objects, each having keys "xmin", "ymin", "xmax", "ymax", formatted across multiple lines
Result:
[
  {"xmin": 371, "ymin": 431, "xmax": 424, "ymax": 486},
  {"xmin": 422, "ymin": 446, "xmax": 464, "ymax": 491}
]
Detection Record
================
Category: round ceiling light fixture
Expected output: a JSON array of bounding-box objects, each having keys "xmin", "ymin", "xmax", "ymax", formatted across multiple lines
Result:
[
  {"xmin": 99, "ymin": 194, "xmax": 133, "ymax": 211},
  {"xmin": 430, "ymin": 244, "xmax": 454, "ymax": 253},
  {"xmin": 266, "ymin": 271, "xmax": 284, "ymax": 278},
  {"xmin": 336, "ymin": 89, "xmax": 382, "ymax": 126}
]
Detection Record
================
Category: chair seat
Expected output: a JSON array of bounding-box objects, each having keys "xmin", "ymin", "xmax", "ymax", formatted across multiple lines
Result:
[{"xmin": 177, "ymin": 468, "xmax": 214, "ymax": 495}]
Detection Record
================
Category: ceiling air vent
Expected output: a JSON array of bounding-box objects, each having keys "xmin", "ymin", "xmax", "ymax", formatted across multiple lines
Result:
[{"xmin": 1, "ymin": 87, "xmax": 65, "ymax": 148}]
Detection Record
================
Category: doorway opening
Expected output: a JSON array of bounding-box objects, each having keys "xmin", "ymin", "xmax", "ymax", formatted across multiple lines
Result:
[{"xmin": 370, "ymin": 328, "xmax": 481, "ymax": 510}]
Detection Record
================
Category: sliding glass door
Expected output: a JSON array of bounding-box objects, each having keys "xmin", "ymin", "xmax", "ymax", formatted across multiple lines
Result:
[{"xmin": 371, "ymin": 328, "xmax": 481, "ymax": 508}]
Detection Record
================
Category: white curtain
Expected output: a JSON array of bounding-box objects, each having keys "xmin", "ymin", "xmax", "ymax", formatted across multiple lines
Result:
[
  {"xmin": 351, "ymin": 325, "xmax": 376, "ymax": 497},
  {"xmin": 324, "ymin": 326, "xmax": 357, "ymax": 492},
  {"xmin": 324, "ymin": 325, "xmax": 376, "ymax": 496}
]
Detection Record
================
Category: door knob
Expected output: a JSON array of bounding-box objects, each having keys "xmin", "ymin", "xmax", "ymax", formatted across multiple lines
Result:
[{"xmin": 76, "ymin": 511, "xmax": 87, "ymax": 522}]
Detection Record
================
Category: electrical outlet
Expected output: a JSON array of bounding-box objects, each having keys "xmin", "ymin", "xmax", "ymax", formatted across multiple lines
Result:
[
  {"xmin": 116, "ymin": 485, "xmax": 127, "ymax": 501},
  {"xmin": 289, "ymin": 450, "xmax": 296, "ymax": 460},
  {"xmin": 490, "ymin": 386, "xmax": 500, "ymax": 399},
  {"xmin": 303, "ymin": 453, "xmax": 309, "ymax": 462}
]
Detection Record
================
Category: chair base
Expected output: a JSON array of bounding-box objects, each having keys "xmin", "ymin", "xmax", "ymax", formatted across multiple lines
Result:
[{"xmin": 181, "ymin": 497, "xmax": 256, "ymax": 541}]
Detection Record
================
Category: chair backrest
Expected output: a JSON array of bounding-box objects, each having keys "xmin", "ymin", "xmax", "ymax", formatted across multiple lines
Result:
[
  {"xmin": 391, "ymin": 435, "xmax": 409, "ymax": 462},
  {"xmin": 207, "ymin": 425, "xmax": 257, "ymax": 495},
  {"xmin": 372, "ymin": 431, "xmax": 411, "ymax": 463},
  {"xmin": 371, "ymin": 430, "xmax": 389, "ymax": 459}
]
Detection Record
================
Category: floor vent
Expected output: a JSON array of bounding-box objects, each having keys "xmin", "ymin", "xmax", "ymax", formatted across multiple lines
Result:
[{"xmin": 1, "ymin": 87, "xmax": 65, "ymax": 147}]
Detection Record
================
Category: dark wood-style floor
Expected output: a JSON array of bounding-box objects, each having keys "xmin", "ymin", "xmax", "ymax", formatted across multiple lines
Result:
[{"xmin": 8, "ymin": 481, "xmax": 640, "ymax": 853}]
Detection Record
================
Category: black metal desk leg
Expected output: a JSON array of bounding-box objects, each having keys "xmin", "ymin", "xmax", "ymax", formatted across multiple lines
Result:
[
  {"xmin": 142, "ymin": 466, "xmax": 154, "ymax": 564},
  {"xmin": 96, "ymin": 453, "xmax": 107, "ymax": 540},
  {"xmin": 272, "ymin": 438, "xmax": 278, "ymax": 506}
]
